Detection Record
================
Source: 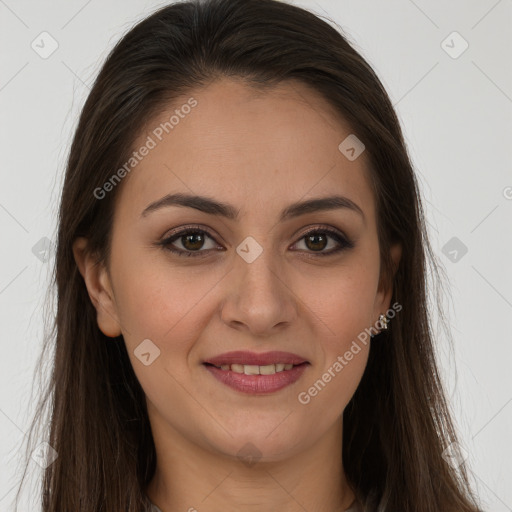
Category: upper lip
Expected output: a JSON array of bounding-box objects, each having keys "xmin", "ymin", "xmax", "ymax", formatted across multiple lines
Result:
[{"xmin": 204, "ymin": 351, "xmax": 309, "ymax": 367}]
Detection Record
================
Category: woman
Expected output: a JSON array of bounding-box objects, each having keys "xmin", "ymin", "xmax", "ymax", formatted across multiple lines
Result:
[{"xmin": 17, "ymin": 0, "xmax": 483, "ymax": 510}]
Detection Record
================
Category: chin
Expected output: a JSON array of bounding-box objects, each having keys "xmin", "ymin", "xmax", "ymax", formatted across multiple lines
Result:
[{"xmin": 203, "ymin": 426, "xmax": 307, "ymax": 464}]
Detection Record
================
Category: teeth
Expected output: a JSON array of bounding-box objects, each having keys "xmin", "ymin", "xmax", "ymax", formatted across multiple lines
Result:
[
  {"xmin": 244, "ymin": 365, "xmax": 260, "ymax": 375},
  {"xmin": 217, "ymin": 363, "xmax": 298, "ymax": 374},
  {"xmin": 260, "ymin": 364, "xmax": 278, "ymax": 375}
]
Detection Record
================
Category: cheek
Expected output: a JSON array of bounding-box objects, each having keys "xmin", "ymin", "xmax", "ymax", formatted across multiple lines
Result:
[
  {"xmin": 111, "ymin": 254, "xmax": 228, "ymax": 366},
  {"xmin": 112, "ymin": 246, "xmax": 202, "ymax": 329},
  {"xmin": 114, "ymin": 264, "xmax": 214, "ymax": 407},
  {"xmin": 297, "ymin": 250, "xmax": 380, "ymax": 343},
  {"xmin": 292, "ymin": 254, "xmax": 378, "ymax": 407},
  {"xmin": 296, "ymin": 283, "xmax": 372, "ymax": 427}
]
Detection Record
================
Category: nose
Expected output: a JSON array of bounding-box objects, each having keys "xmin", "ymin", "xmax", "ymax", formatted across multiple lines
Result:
[{"xmin": 219, "ymin": 242, "xmax": 297, "ymax": 337}]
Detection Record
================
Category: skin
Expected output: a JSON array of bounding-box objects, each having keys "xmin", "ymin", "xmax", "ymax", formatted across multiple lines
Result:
[{"xmin": 74, "ymin": 78, "xmax": 401, "ymax": 512}]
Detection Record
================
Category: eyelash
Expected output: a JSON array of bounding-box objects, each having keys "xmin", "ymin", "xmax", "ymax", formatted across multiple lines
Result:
[{"xmin": 157, "ymin": 224, "xmax": 354, "ymax": 258}]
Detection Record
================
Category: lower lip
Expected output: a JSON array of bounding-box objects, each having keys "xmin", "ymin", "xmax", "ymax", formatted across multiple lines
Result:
[{"xmin": 203, "ymin": 363, "xmax": 309, "ymax": 394}]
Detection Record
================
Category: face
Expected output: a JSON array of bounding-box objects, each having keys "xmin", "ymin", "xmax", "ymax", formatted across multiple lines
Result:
[{"xmin": 75, "ymin": 78, "xmax": 399, "ymax": 463}]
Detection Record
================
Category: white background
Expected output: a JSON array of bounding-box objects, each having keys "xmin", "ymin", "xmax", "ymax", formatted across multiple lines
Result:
[{"xmin": 0, "ymin": 0, "xmax": 511, "ymax": 510}]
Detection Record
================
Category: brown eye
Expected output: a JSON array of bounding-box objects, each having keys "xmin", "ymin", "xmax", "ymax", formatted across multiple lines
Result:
[
  {"xmin": 291, "ymin": 227, "xmax": 354, "ymax": 256},
  {"xmin": 158, "ymin": 225, "xmax": 354, "ymax": 258},
  {"xmin": 180, "ymin": 232, "xmax": 207, "ymax": 251},
  {"xmin": 305, "ymin": 232, "xmax": 329, "ymax": 251},
  {"xmin": 159, "ymin": 228, "xmax": 221, "ymax": 257}
]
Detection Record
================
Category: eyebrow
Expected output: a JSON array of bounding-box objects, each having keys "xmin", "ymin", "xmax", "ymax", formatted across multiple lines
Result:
[{"xmin": 140, "ymin": 192, "xmax": 365, "ymax": 223}]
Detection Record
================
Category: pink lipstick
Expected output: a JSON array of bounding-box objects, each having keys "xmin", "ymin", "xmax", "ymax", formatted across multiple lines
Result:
[{"xmin": 203, "ymin": 351, "xmax": 309, "ymax": 394}]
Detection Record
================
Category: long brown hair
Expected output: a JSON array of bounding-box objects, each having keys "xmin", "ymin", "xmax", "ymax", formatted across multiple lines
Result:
[{"xmin": 16, "ymin": 0, "xmax": 482, "ymax": 510}]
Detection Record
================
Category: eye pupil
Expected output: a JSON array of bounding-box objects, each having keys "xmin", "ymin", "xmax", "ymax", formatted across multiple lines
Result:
[
  {"xmin": 182, "ymin": 232, "xmax": 205, "ymax": 250},
  {"xmin": 305, "ymin": 233, "xmax": 327, "ymax": 251}
]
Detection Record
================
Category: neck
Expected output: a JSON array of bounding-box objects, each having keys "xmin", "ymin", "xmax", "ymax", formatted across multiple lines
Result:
[{"xmin": 145, "ymin": 408, "xmax": 355, "ymax": 512}]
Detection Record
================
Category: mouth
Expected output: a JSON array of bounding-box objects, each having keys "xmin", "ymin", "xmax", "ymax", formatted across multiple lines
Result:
[
  {"xmin": 203, "ymin": 361, "xmax": 309, "ymax": 375},
  {"xmin": 203, "ymin": 350, "xmax": 309, "ymax": 367},
  {"xmin": 202, "ymin": 351, "xmax": 310, "ymax": 394}
]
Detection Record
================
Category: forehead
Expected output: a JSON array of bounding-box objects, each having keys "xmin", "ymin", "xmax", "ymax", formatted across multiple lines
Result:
[{"xmin": 114, "ymin": 78, "xmax": 375, "ymax": 224}]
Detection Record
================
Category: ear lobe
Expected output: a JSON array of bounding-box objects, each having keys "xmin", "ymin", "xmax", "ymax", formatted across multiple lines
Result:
[{"xmin": 72, "ymin": 237, "xmax": 122, "ymax": 338}]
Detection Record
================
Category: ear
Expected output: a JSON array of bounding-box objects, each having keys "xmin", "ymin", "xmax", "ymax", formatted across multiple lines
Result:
[
  {"xmin": 72, "ymin": 237, "xmax": 122, "ymax": 338},
  {"xmin": 373, "ymin": 242, "xmax": 402, "ymax": 319}
]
